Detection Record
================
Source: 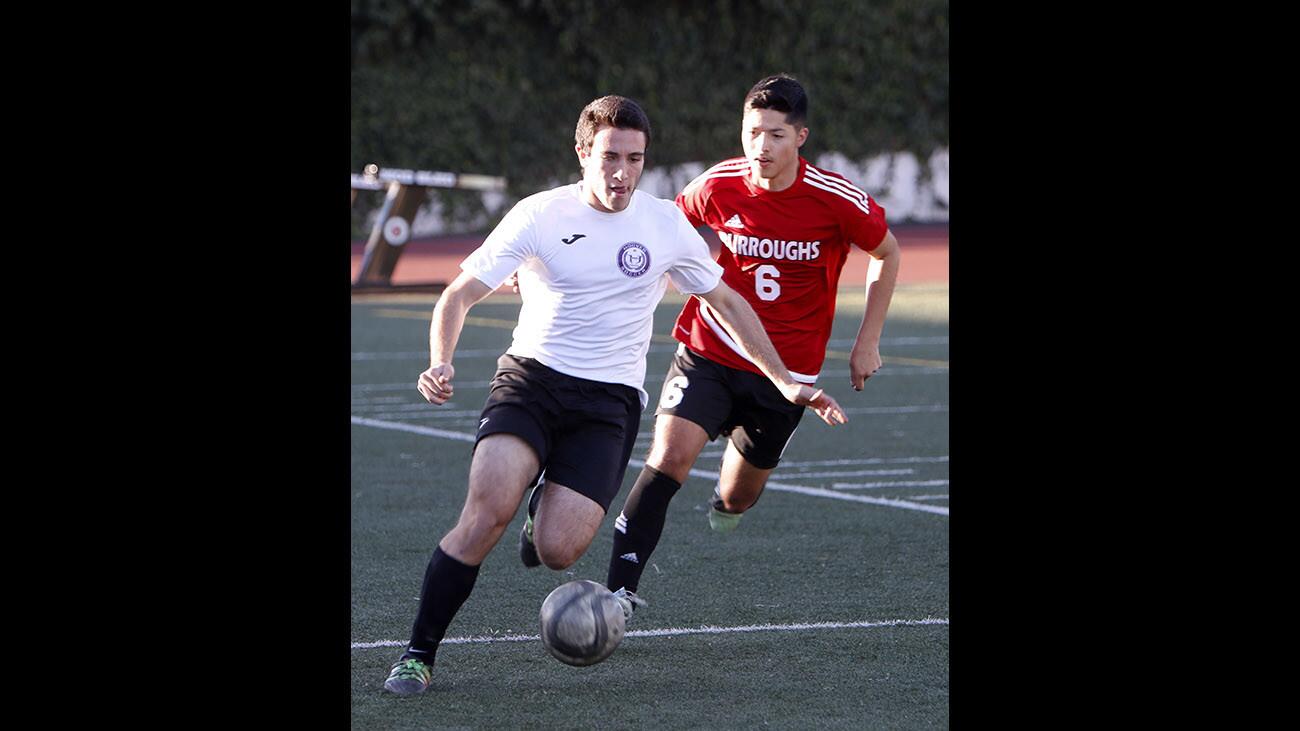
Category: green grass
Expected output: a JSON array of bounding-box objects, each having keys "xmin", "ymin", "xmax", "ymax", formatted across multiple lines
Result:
[{"xmin": 351, "ymin": 285, "xmax": 949, "ymax": 729}]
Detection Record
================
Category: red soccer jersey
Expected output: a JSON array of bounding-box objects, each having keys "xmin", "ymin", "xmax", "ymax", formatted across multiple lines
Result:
[{"xmin": 672, "ymin": 156, "xmax": 888, "ymax": 382}]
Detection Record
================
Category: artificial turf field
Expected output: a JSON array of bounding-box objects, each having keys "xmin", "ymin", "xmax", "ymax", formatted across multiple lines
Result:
[{"xmin": 351, "ymin": 284, "xmax": 948, "ymax": 728}]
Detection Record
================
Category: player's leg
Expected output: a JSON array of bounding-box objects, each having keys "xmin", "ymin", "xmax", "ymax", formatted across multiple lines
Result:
[
  {"xmin": 646, "ymin": 414, "xmax": 712, "ymax": 483},
  {"xmin": 387, "ymin": 356, "xmax": 550, "ymax": 695},
  {"xmin": 518, "ymin": 366, "xmax": 642, "ymax": 571},
  {"xmin": 387, "ymin": 434, "xmax": 539, "ymax": 694},
  {"xmin": 605, "ymin": 414, "xmax": 710, "ymax": 594},
  {"xmin": 708, "ymin": 440, "xmax": 775, "ymax": 532},
  {"xmin": 607, "ymin": 346, "xmax": 731, "ymax": 598},
  {"xmin": 530, "ymin": 481, "xmax": 606, "ymax": 569},
  {"xmin": 440, "ymin": 434, "xmax": 541, "ymax": 563},
  {"xmin": 715, "ymin": 439, "xmax": 774, "ymax": 511},
  {"xmin": 529, "ymin": 375, "xmax": 649, "ymax": 617},
  {"xmin": 708, "ymin": 369, "xmax": 807, "ymax": 533}
]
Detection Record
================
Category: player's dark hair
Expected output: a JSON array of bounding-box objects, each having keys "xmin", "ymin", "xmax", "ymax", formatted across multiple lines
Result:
[
  {"xmin": 575, "ymin": 95, "xmax": 652, "ymax": 152},
  {"xmin": 744, "ymin": 74, "xmax": 808, "ymax": 127}
]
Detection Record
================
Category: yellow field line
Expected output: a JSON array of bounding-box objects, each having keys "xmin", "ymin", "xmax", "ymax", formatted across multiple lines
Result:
[{"xmin": 374, "ymin": 310, "xmax": 946, "ymax": 367}]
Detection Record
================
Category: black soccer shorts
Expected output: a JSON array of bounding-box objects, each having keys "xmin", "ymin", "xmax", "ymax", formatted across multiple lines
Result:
[
  {"xmin": 474, "ymin": 354, "xmax": 642, "ymax": 512},
  {"xmin": 654, "ymin": 345, "xmax": 806, "ymax": 470}
]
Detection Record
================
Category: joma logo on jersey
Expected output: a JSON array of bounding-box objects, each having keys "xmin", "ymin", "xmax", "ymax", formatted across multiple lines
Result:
[{"xmin": 718, "ymin": 231, "xmax": 821, "ymax": 261}]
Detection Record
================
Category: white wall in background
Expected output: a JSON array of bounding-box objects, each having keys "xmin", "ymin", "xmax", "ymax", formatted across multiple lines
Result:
[{"xmin": 366, "ymin": 148, "xmax": 948, "ymax": 238}]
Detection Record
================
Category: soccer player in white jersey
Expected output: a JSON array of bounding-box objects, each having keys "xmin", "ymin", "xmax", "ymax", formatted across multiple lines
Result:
[
  {"xmin": 602, "ymin": 74, "xmax": 902, "ymax": 610},
  {"xmin": 384, "ymin": 95, "xmax": 847, "ymax": 696}
]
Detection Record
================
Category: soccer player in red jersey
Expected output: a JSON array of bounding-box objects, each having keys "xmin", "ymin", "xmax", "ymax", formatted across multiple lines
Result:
[{"xmin": 604, "ymin": 74, "xmax": 901, "ymax": 613}]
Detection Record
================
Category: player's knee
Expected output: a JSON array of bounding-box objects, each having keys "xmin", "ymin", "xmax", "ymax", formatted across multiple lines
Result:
[
  {"xmin": 646, "ymin": 448, "xmax": 695, "ymax": 483},
  {"xmin": 534, "ymin": 522, "xmax": 591, "ymax": 569},
  {"xmin": 536, "ymin": 541, "xmax": 581, "ymax": 570},
  {"xmin": 717, "ymin": 482, "xmax": 765, "ymax": 513},
  {"xmin": 460, "ymin": 499, "xmax": 514, "ymax": 538}
]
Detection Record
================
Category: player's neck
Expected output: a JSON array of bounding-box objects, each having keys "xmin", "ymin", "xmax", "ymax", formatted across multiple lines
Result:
[{"xmin": 749, "ymin": 160, "xmax": 800, "ymax": 192}]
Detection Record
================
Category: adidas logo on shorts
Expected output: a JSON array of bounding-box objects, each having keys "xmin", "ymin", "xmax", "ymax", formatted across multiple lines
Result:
[{"xmin": 619, "ymin": 552, "xmax": 639, "ymax": 564}]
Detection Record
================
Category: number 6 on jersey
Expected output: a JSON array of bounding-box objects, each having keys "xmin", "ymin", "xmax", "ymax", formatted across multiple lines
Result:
[{"xmin": 755, "ymin": 264, "xmax": 781, "ymax": 301}]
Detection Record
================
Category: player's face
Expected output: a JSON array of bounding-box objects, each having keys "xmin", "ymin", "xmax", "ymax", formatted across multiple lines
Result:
[
  {"xmin": 577, "ymin": 125, "xmax": 646, "ymax": 213},
  {"xmin": 742, "ymin": 107, "xmax": 807, "ymax": 184}
]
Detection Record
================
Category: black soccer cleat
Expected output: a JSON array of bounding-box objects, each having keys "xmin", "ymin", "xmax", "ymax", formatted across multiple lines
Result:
[{"xmin": 519, "ymin": 511, "xmax": 541, "ymax": 568}]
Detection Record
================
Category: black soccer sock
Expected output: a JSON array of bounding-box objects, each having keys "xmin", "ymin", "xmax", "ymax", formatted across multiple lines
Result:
[
  {"xmin": 606, "ymin": 466, "xmax": 682, "ymax": 594},
  {"xmin": 402, "ymin": 545, "xmax": 480, "ymax": 664}
]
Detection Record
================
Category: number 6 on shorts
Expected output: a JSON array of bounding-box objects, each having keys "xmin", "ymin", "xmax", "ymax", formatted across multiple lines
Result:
[{"xmin": 659, "ymin": 375, "xmax": 690, "ymax": 409}]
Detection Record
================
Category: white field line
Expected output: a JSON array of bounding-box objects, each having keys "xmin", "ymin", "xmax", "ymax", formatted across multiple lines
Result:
[
  {"xmin": 350, "ymin": 417, "xmax": 948, "ymax": 516},
  {"xmin": 779, "ymin": 456, "xmax": 948, "ymax": 466},
  {"xmin": 909, "ymin": 495, "xmax": 950, "ymax": 501},
  {"xmin": 351, "ymin": 616, "xmax": 949, "ymax": 649},
  {"xmin": 832, "ymin": 480, "xmax": 950, "ymax": 490},
  {"xmin": 676, "ymin": 462, "xmax": 948, "ymax": 515},
  {"xmin": 740, "ymin": 478, "xmax": 949, "ymax": 515},
  {"xmin": 350, "ymin": 416, "xmax": 476, "ymax": 443},
  {"xmin": 778, "ymin": 469, "xmax": 914, "ymax": 479}
]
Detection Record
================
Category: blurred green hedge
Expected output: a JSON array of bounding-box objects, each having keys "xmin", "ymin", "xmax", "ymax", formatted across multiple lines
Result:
[{"xmin": 351, "ymin": 0, "xmax": 947, "ymax": 223}]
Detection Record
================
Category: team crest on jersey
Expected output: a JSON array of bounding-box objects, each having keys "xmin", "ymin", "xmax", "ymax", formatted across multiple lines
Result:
[{"xmin": 617, "ymin": 242, "xmax": 651, "ymax": 277}]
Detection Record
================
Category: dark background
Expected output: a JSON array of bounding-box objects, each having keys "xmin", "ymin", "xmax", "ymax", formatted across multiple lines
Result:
[{"xmin": 351, "ymin": 0, "xmax": 948, "ymax": 228}]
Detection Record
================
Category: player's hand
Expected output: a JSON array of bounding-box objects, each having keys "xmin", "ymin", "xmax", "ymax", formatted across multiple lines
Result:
[
  {"xmin": 781, "ymin": 383, "xmax": 848, "ymax": 426},
  {"xmin": 417, "ymin": 363, "xmax": 456, "ymax": 405},
  {"xmin": 849, "ymin": 342, "xmax": 883, "ymax": 391},
  {"xmin": 505, "ymin": 272, "xmax": 520, "ymax": 294}
]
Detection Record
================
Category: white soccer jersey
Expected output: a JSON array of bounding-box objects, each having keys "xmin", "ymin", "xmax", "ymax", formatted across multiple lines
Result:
[{"xmin": 460, "ymin": 184, "xmax": 724, "ymax": 407}]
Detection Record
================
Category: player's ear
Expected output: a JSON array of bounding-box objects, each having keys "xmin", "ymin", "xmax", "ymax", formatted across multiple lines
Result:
[
  {"xmin": 796, "ymin": 126, "xmax": 809, "ymax": 147},
  {"xmin": 575, "ymin": 143, "xmax": 587, "ymax": 165}
]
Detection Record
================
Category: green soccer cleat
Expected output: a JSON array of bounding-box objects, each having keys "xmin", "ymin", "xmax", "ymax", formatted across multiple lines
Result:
[
  {"xmin": 611, "ymin": 586, "xmax": 647, "ymax": 622},
  {"xmin": 708, "ymin": 494, "xmax": 744, "ymax": 533},
  {"xmin": 383, "ymin": 657, "xmax": 433, "ymax": 696}
]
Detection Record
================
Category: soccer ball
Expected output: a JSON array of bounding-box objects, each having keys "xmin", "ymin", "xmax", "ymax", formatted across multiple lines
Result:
[{"xmin": 539, "ymin": 580, "xmax": 626, "ymax": 666}]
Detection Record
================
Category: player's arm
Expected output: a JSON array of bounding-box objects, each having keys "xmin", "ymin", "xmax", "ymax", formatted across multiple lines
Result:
[
  {"xmin": 850, "ymin": 230, "xmax": 901, "ymax": 391},
  {"xmin": 417, "ymin": 271, "xmax": 496, "ymax": 405},
  {"xmin": 696, "ymin": 283, "xmax": 847, "ymax": 426}
]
